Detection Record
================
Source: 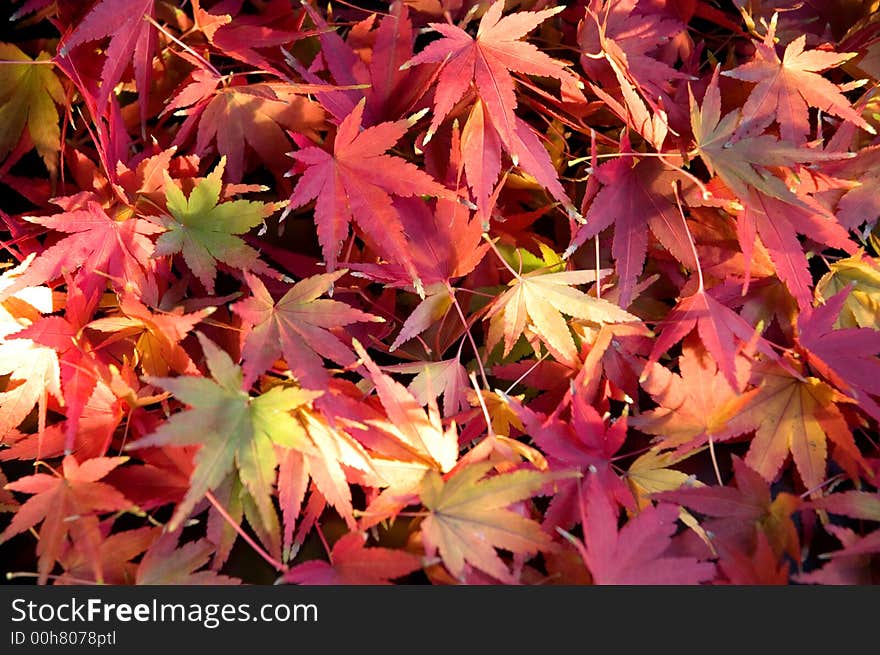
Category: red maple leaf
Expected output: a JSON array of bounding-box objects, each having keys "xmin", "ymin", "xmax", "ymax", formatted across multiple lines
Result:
[
  {"xmin": 578, "ymin": 0, "xmax": 690, "ymax": 108},
  {"xmin": 0, "ymin": 455, "xmax": 132, "ymax": 584},
  {"xmin": 57, "ymin": 0, "xmax": 158, "ymax": 122},
  {"xmin": 797, "ymin": 286, "xmax": 880, "ymax": 421},
  {"xmin": 631, "ymin": 336, "xmax": 757, "ymax": 454},
  {"xmin": 136, "ymin": 529, "xmax": 240, "ymax": 584},
  {"xmin": 0, "ymin": 200, "xmax": 161, "ymax": 303},
  {"xmin": 404, "ymin": 1, "xmax": 580, "ymax": 219},
  {"xmin": 571, "ymin": 473, "xmax": 716, "ymax": 584},
  {"xmin": 646, "ymin": 285, "xmax": 776, "ymax": 392},
  {"xmin": 286, "ymin": 100, "xmax": 456, "ymax": 295},
  {"xmin": 723, "ymin": 16, "xmax": 875, "ymax": 143},
  {"xmin": 569, "ymin": 135, "xmax": 698, "ymax": 307},
  {"xmin": 513, "ymin": 388, "xmax": 634, "ymax": 530},
  {"xmin": 232, "ymin": 271, "xmax": 383, "ymax": 389},
  {"xmin": 689, "ymin": 68, "xmax": 856, "ymax": 309},
  {"xmin": 404, "ymin": 0, "xmax": 582, "ymax": 145},
  {"xmin": 282, "ymin": 532, "xmax": 422, "ymax": 585},
  {"xmin": 655, "ymin": 456, "xmax": 801, "ymax": 561}
]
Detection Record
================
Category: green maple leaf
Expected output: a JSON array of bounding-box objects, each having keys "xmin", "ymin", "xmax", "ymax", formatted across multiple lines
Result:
[
  {"xmin": 127, "ymin": 332, "xmax": 319, "ymax": 531},
  {"xmin": 0, "ymin": 43, "xmax": 65, "ymax": 176},
  {"xmin": 152, "ymin": 157, "xmax": 274, "ymax": 293}
]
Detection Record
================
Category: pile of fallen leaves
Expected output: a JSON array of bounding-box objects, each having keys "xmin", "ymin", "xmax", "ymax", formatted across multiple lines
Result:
[{"xmin": 1, "ymin": 0, "xmax": 879, "ymax": 585}]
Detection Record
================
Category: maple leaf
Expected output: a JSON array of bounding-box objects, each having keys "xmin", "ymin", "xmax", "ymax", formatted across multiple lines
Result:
[
  {"xmin": 190, "ymin": 83, "xmax": 327, "ymax": 183},
  {"xmin": 740, "ymin": 192, "xmax": 855, "ymax": 311},
  {"xmin": 570, "ymin": 137, "xmax": 698, "ymax": 307},
  {"xmin": 486, "ymin": 265, "xmax": 637, "ymax": 368},
  {"xmin": 0, "ymin": 200, "xmax": 161, "ymax": 303},
  {"xmin": 0, "ymin": 455, "xmax": 132, "ymax": 584},
  {"xmin": 349, "ymin": 196, "xmax": 488, "ymax": 290},
  {"xmin": 403, "ymin": 2, "xmax": 580, "ymax": 218},
  {"xmin": 151, "ymin": 157, "xmax": 274, "ymax": 294},
  {"xmin": 794, "ymin": 524, "xmax": 880, "ymax": 585},
  {"xmin": 232, "ymin": 270, "xmax": 383, "ymax": 389},
  {"xmin": 706, "ymin": 110, "xmax": 860, "ymax": 308},
  {"xmin": 87, "ymin": 292, "xmax": 211, "ymax": 377},
  {"xmin": 578, "ymin": 0, "xmax": 690, "ymax": 107},
  {"xmin": 0, "ymin": 257, "xmax": 61, "ymax": 439},
  {"xmin": 625, "ymin": 447, "xmax": 703, "ymax": 510},
  {"xmin": 136, "ymin": 530, "xmax": 240, "ymax": 584},
  {"xmin": 346, "ymin": 340, "xmax": 462, "ymax": 528},
  {"xmin": 419, "ymin": 462, "xmax": 574, "ymax": 583},
  {"xmin": 655, "ymin": 456, "xmax": 801, "ymax": 560},
  {"xmin": 11, "ymin": 314, "xmax": 101, "ymax": 454},
  {"xmin": 382, "ymin": 358, "xmax": 470, "ymax": 419},
  {"xmin": 404, "ymin": 0, "xmax": 581, "ymax": 147},
  {"xmin": 56, "ymin": 526, "xmax": 156, "ymax": 585},
  {"xmin": 632, "ymin": 337, "xmax": 757, "ymax": 453},
  {"xmin": 127, "ymin": 332, "xmax": 322, "ymax": 532},
  {"xmin": 645, "ymin": 286, "xmax": 775, "ymax": 392},
  {"xmin": 574, "ymin": 473, "xmax": 716, "ymax": 584},
  {"xmin": 689, "ymin": 67, "xmax": 847, "ymax": 206},
  {"xmin": 797, "ymin": 287, "xmax": 880, "ymax": 421},
  {"xmin": 716, "ymin": 531, "xmax": 791, "ymax": 584},
  {"xmin": 513, "ymin": 389, "xmax": 633, "ymax": 529},
  {"xmin": 283, "ymin": 532, "xmax": 422, "ymax": 585},
  {"xmin": 722, "ymin": 16, "xmax": 874, "ymax": 143},
  {"xmin": 687, "ymin": 77, "xmax": 857, "ymax": 307},
  {"xmin": 57, "ymin": 0, "xmax": 157, "ymax": 121},
  {"xmin": 815, "ymin": 254, "xmax": 880, "ymax": 329},
  {"xmin": 725, "ymin": 361, "xmax": 866, "ymax": 491},
  {"xmin": 286, "ymin": 99, "xmax": 455, "ymax": 295},
  {"xmin": 0, "ymin": 43, "xmax": 65, "ymax": 176}
]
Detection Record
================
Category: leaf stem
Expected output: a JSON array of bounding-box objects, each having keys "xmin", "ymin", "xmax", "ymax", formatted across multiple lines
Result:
[
  {"xmin": 205, "ymin": 491, "xmax": 288, "ymax": 573},
  {"xmin": 707, "ymin": 435, "xmax": 724, "ymax": 487},
  {"xmin": 799, "ymin": 474, "xmax": 844, "ymax": 499},
  {"xmin": 6, "ymin": 571, "xmax": 99, "ymax": 584},
  {"xmin": 671, "ymin": 180, "xmax": 705, "ymax": 293},
  {"xmin": 481, "ymin": 233, "xmax": 523, "ymax": 281},
  {"xmin": 468, "ymin": 371, "xmax": 496, "ymax": 440},
  {"xmin": 314, "ymin": 520, "xmax": 333, "ymax": 560},
  {"xmin": 447, "ymin": 283, "xmax": 490, "ymax": 390},
  {"xmin": 143, "ymin": 14, "xmax": 223, "ymax": 80}
]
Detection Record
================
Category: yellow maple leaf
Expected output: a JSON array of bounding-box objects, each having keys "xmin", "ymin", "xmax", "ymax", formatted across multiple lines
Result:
[
  {"xmin": 815, "ymin": 253, "xmax": 880, "ymax": 329},
  {"xmin": 727, "ymin": 364, "xmax": 863, "ymax": 491},
  {"xmin": 486, "ymin": 268, "xmax": 638, "ymax": 367},
  {"xmin": 0, "ymin": 43, "xmax": 65, "ymax": 176}
]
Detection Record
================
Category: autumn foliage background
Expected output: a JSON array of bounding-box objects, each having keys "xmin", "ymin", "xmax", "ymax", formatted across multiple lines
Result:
[{"xmin": 1, "ymin": 0, "xmax": 880, "ymax": 585}]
